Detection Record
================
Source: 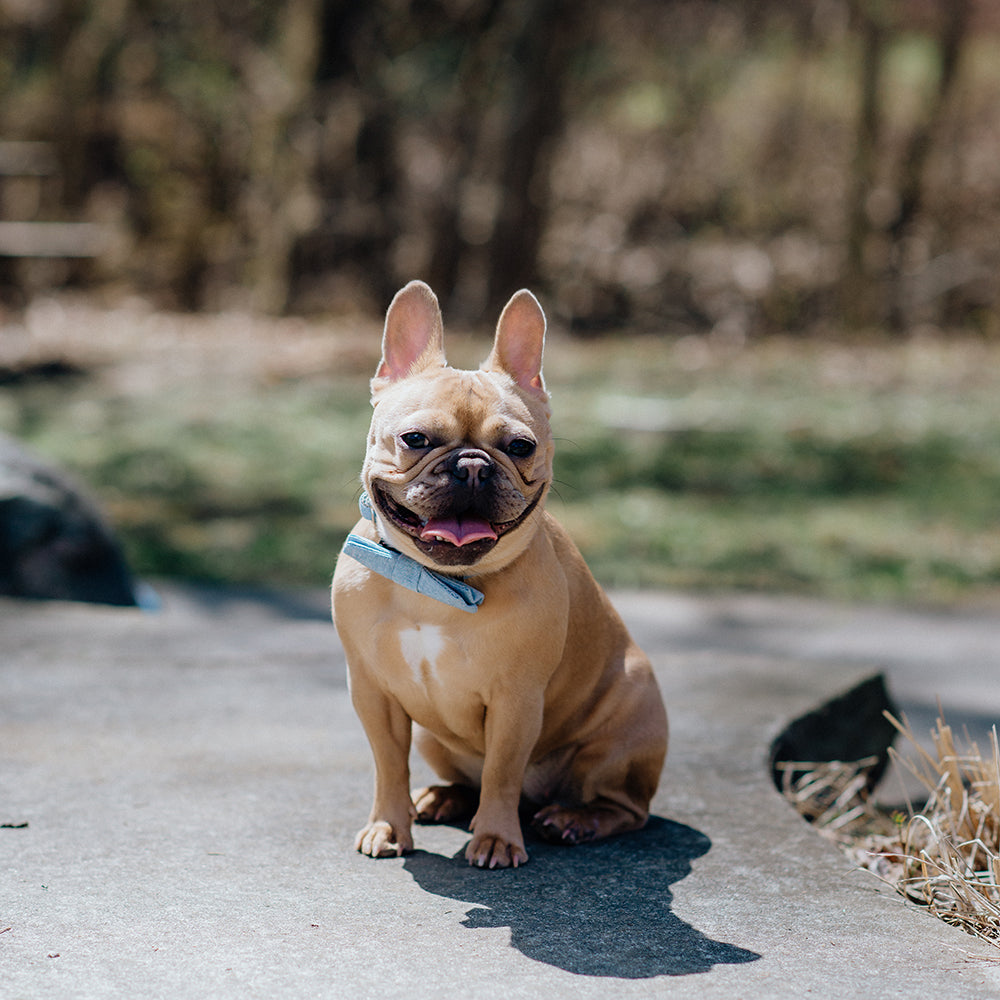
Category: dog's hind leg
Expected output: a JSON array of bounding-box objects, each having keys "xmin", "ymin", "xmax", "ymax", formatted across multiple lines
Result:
[
  {"xmin": 530, "ymin": 799, "xmax": 646, "ymax": 844},
  {"xmin": 530, "ymin": 740, "xmax": 664, "ymax": 845},
  {"xmin": 412, "ymin": 783, "xmax": 479, "ymax": 824},
  {"xmin": 412, "ymin": 727, "xmax": 481, "ymax": 824}
]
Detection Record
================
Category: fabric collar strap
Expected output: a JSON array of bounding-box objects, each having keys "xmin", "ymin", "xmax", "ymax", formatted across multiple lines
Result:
[{"xmin": 341, "ymin": 493, "xmax": 484, "ymax": 613}]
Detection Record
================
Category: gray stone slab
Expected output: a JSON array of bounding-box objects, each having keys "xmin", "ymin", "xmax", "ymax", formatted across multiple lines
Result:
[{"xmin": 3, "ymin": 587, "xmax": 999, "ymax": 998}]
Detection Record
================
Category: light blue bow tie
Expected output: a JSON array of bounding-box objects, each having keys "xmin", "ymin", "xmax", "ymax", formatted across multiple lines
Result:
[{"xmin": 340, "ymin": 493, "xmax": 484, "ymax": 613}]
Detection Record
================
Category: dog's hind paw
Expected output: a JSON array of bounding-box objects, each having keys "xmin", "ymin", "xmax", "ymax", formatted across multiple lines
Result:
[
  {"xmin": 531, "ymin": 800, "xmax": 648, "ymax": 843},
  {"xmin": 413, "ymin": 783, "xmax": 478, "ymax": 824},
  {"xmin": 531, "ymin": 804, "xmax": 600, "ymax": 844}
]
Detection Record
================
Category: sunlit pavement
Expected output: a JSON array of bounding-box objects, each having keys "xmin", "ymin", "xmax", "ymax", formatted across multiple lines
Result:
[{"xmin": 4, "ymin": 585, "xmax": 1000, "ymax": 999}]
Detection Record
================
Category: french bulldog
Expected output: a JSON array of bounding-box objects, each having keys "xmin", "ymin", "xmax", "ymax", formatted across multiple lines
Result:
[{"xmin": 332, "ymin": 280, "xmax": 667, "ymax": 868}]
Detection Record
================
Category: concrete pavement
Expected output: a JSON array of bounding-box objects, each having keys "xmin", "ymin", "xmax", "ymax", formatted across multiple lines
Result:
[{"xmin": 3, "ymin": 585, "xmax": 1000, "ymax": 998}]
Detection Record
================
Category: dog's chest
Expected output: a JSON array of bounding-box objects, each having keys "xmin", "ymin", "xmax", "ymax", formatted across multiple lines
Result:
[
  {"xmin": 396, "ymin": 623, "xmax": 448, "ymax": 684},
  {"xmin": 381, "ymin": 621, "xmax": 488, "ymax": 737}
]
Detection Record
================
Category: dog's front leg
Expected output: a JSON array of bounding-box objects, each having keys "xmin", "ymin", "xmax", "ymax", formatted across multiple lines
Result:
[
  {"xmin": 349, "ymin": 666, "xmax": 416, "ymax": 858},
  {"xmin": 466, "ymin": 696, "xmax": 543, "ymax": 869}
]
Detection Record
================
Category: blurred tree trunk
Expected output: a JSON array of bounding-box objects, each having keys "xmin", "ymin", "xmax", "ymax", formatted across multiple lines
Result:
[
  {"xmin": 49, "ymin": 0, "xmax": 125, "ymax": 212},
  {"xmin": 296, "ymin": 2, "xmax": 402, "ymax": 312},
  {"xmin": 841, "ymin": 1, "xmax": 886, "ymax": 329},
  {"xmin": 423, "ymin": 0, "xmax": 507, "ymax": 312},
  {"xmin": 886, "ymin": 0, "xmax": 972, "ymax": 330},
  {"xmin": 418, "ymin": 0, "xmax": 587, "ymax": 319},
  {"xmin": 242, "ymin": 0, "xmax": 323, "ymax": 314},
  {"xmin": 485, "ymin": 0, "xmax": 583, "ymax": 314},
  {"xmin": 842, "ymin": 0, "xmax": 973, "ymax": 332}
]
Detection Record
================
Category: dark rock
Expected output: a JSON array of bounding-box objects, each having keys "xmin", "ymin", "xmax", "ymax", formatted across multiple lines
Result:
[
  {"xmin": 0, "ymin": 433, "xmax": 138, "ymax": 606},
  {"xmin": 0, "ymin": 359, "xmax": 87, "ymax": 386},
  {"xmin": 769, "ymin": 673, "xmax": 898, "ymax": 793}
]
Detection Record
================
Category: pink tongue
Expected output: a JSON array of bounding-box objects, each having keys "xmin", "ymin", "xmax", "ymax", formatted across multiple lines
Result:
[{"xmin": 420, "ymin": 516, "xmax": 498, "ymax": 547}]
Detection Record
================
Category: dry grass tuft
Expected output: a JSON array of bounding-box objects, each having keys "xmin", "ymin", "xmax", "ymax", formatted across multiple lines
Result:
[
  {"xmin": 775, "ymin": 756, "xmax": 885, "ymax": 838},
  {"xmin": 778, "ymin": 713, "xmax": 1000, "ymax": 952}
]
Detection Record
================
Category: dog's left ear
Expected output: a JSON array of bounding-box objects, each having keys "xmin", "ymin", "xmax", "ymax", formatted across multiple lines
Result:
[{"xmin": 484, "ymin": 289, "xmax": 546, "ymax": 396}]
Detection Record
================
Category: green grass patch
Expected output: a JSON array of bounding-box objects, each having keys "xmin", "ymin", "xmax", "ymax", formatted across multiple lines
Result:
[{"xmin": 2, "ymin": 317, "xmax": 999, "ymax": 605}]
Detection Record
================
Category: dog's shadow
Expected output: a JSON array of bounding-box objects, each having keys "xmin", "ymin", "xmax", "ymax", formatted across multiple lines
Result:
[{"xmin": 403, "ymin": 816, "xmax": 760, "ymax": 978}]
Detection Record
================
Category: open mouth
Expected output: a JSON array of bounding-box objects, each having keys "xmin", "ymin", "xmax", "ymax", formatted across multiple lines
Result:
[{"xmin": 371, "ymin": 484, "xmax": 542, "ymax": 567}]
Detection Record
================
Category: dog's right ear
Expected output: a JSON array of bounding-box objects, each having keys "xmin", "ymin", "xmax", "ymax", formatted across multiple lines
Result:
[{"xmin": 373, "ymin": 281, "xmax": 446, "ymax": 389}]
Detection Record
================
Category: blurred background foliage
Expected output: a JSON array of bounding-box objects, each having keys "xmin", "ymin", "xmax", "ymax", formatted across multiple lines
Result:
[
  {"xmin": 0, "ymin": 0, "xmax": 997, "ymax": 335},
  {"xmin": 1, "ymin": 0, "xmax": 999, "ymax": 604}
]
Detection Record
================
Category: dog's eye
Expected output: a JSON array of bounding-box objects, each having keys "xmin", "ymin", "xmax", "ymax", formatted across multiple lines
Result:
[
  {"xmin": 400, "ymin": 432, "xmax": 431, "ymax": 449},
  {"xmin": 506, "ymin": 438, "xmax": 535, "ymax": 459}
]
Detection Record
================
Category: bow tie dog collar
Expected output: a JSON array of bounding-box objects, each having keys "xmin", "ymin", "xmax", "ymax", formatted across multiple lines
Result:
[{"xmin": 341, "ymin": 493, "xmax": 484, "ymax": 613}]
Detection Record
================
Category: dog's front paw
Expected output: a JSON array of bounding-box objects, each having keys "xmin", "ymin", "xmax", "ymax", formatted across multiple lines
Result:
[
  {"xmin": 465, "ymin": 832, "xmax": 529, "ymax": 869},
  {"xmin": 355, "ymin": 820, "xmax": 414, "ymax": 858}
]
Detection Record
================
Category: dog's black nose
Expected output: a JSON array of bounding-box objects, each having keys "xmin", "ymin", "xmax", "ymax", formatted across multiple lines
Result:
[{"xmin": 449, "ymin": 449, "xmax": 494, "ymax": 485}]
